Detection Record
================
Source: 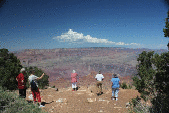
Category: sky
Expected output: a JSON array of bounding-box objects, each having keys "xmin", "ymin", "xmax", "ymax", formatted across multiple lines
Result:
[{"xmin": 0, "ymin": 0, "xmax": 169, "ymax": 51}]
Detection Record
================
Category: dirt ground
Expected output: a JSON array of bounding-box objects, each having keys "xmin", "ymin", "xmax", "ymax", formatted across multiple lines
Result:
[{"xmin": 15, "ymin": 85, "xmax": 141, "ymax": 113}]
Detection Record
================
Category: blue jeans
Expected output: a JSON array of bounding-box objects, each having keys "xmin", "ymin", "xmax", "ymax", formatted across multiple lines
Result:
[{"xmin": 112, "ymin": 88, "xmax": 119, "ymax": 97}]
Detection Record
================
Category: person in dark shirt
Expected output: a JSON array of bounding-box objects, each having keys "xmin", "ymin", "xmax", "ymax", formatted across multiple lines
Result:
[
  {"xmin": 111, "ymin": 73, "xmax": 121, "ymax": 101},
  {"xmin": 16, "ymin": 68, "xmax": 26, "ymax": 98}
]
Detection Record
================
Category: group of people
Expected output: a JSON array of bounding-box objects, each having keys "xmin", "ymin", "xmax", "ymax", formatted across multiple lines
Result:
[
  {"xmin": 16, "ymin": 68, "xmax": 121, "ymax": 108},
  {"xmin": 16, "ymin": 68, "xmax": 45, "ymax": 108},
  {"xmin": 71, "ymin": 70, "xmax": 121, "ymax": 101}
]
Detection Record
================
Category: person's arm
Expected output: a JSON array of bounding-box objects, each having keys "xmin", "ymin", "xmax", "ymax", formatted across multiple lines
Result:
[
  {"xmin": 102, "ymin": 75, "xmax": 104, "ymax": 81},
  {"xmin": 119, "ymin": 81, "xmax": 121, "ymax": 86},
  {"xmin": 16, "ymin": 78, "xmax": 18, "ymax": 82},
  {"xmin": 37, "ymin": 73, "xmax": 45, "ymax": 80},
  {"xmin": 21, "ymin": 75, "xmax": 24, "ymax": 83}
]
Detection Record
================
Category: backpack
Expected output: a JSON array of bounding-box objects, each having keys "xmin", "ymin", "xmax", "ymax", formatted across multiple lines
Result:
[{"xmin": 31, "ymin": 80, "xmax": 38, "ymax": 91}]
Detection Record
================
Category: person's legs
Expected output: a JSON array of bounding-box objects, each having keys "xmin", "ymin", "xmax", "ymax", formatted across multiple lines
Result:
[
  {"xmin": 96, "ymin": 81, "xmax": 99, "ymax": 94},
  {"xmin": 98, "ymin": 81, "xmax": 102, "ymax": 94},
  {"xmin": 72, "ymin": 83, "xmax": 75, "ymax": 91},
  {"xmin": 32, "ymin": 90, "xmax": 36, "ymax": 104},
  {"xmin": 35, "ymin": 88, "xmax": 41, "ymax": 105},
  {"xmin": 112, "ymin": 88, "xmax": 115, "ymax": 100},
  {"xmin": 74, "ymin": 82, "xmax": 77, "ymax": 91},
  {"xmin": 23, "ymin": 88, "xmax": 26, "ymax": 98},
  {"xmin": 19, "ymin": 89, "xmax": 23, "ymax": 97},
  {"xmin": 115, "ymin": 89, "xmax": 119, "ymax": 101}
]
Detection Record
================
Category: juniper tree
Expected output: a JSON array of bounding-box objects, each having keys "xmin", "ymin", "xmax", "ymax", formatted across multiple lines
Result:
[
  {"xmin": 133, "ymin": 51, "xmax": 169, "ymax": 112},
  {"xmin": 0, "ymin": 48, "xmax": 22, "ymax": 90}
]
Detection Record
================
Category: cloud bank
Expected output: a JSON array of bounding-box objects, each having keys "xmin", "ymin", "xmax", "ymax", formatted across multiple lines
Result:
[{"xmin": 53, "ymin": 29, "xmax": 140, "ymax": 46}]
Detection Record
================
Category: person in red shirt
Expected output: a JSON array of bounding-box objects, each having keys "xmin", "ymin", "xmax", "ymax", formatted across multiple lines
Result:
[
  {"xmin": 71, "ymin": 70, "xmax": 78, "ymax": 91},
  {"xmin": 16, "ymin": 68, "xmax": 26, "ymax": 98}
]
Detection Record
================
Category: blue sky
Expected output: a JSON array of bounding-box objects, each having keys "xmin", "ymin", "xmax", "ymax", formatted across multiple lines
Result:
[{"xmin": 0, "ymin": 0, "xmax": 169, "ymax": 51}]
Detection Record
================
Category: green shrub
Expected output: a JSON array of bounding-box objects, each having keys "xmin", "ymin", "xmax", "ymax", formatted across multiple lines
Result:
[
  {"xmin": 0, "ymin": 86, "xmax": 46, "ymax": 113},
  {"xmin": 121, "ymin": 82, "xmax": 128, "ymax": 89},
  {"xmin": 128, "ymin": 96, "xmax": 150, "ymax": 113},
  {"xmin": 52, "ymin": 85, "xmax": 55, "ymax": 88},
  {"xmin": 128, "ymin": 84, "xmax": 132, "ymax": 89}
]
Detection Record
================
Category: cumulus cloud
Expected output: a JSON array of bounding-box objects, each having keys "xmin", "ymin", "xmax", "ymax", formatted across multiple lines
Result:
[{"xmin": 53, "ymin": 29, "xmax": 140, "ymax": 46}]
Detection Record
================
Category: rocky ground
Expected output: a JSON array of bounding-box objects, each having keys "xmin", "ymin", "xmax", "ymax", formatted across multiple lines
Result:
[{"xmin": 15, "ymin": 85, "xmax": 140, "ymax": 113}]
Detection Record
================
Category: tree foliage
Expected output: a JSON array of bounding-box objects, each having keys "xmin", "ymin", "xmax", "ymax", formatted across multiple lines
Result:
[
  {"xmin": 163, "ymin": 11, "xmax": 169, "ymax": 38},
  {"xmin": 0, "ymin": 48, "xmax": 22, "ymax": 90},
  {"xmin": 133, "ymin": 51, "xmax": 169, "ymax": 112}
]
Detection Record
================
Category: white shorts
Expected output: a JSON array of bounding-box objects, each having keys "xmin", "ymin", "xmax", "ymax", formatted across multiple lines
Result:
[{"xmin": 72, "ymin": 82, "xmax": 77, "ymax": 88}]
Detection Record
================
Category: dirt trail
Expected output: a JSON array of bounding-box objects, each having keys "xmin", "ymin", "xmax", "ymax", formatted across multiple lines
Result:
[{"xmin": 22, "ymin": 86, "xmax": 140, "ymax": 113}]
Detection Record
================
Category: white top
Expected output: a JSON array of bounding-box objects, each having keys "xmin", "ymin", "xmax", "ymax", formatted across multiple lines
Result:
[
  {"xmin": 95, "ymin": 74, "xmax": 104, "ymax": 81},
  {"xmin": 28, "ymin": 75, "xmax": 38, "ymax": 87}
]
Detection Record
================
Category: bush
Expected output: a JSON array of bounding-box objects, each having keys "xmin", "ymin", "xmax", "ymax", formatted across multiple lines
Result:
[
  {"xmin": 128, "ymin": 96, "xmax": 150, "ymax": 113},
  {"xmin": 0, "ymin": 86, "xmax": 46, "ymax": 113},
  {"xmin": 121, "ymin": 82, "xmax": 128, "ymax": 89},
  {"xmin": 52, "ymin": 85, "xmax": 55, "ymax": 88},
  {"xmin": 128, "ymin": 84, "xmax": 132, "ymax": 89}
]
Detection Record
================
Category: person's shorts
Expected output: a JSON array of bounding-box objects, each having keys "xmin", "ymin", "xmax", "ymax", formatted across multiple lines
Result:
[{"xmin": 112, "ymin": 88, "xmax": 119, "ymax": 91}]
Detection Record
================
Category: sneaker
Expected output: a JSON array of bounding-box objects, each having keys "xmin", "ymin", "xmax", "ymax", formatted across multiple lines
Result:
[
  {"xmin": 39, "ymin": 105, "xmax": 45, "ymax": 108},
  {"xmin": 111, "ymin": 97, "xmax": 114, "ymax": 100},
  {"xmin": 115, "ymin": 98, "xmax": 118, "ymax": 101}
]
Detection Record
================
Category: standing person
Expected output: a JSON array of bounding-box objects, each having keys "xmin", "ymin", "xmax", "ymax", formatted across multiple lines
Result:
[
  {"xmin": 28, "ymin": 70, "xmax": 45, "ymax": 108},
  {"xmin": 111, "ymin": 73, "xmax": 121, "ymax": 101},
  {"xmin": 95, "ymin": 71, "xmax": 104, "ymax": 96},
  {"xmin": 71, "ymin": 70, "xmax": 78, "ymax": 91},
  {"xmin": 16, "ymin": 68, "xmax": 27, "ymax": 98}
]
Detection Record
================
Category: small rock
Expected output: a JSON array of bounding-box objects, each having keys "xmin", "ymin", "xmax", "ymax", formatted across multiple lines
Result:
[
  {"xmin": 28, "ymin": 94, "xmax": 33, "ymax": 100},
  {"xmin": 87, "ymin": 98, "xmax": 96, "ymax": 102},
  {"xmin": 56, "ymin": 98, "xmax": 67, "ymax": 103}
]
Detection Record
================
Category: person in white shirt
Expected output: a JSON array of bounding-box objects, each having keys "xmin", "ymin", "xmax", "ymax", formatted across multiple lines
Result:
[
  {"xmin": 28, "ymin": 69, "xmax": 45, "ymax": 108},
  {"xmin": 95, "ymin": 71, "xmax": 104, "ymax": 96}
]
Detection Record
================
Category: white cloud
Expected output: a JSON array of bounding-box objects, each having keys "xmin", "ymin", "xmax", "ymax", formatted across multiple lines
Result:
[{"xmin": 53, "ymin": 29, "xmax": 141, "ymax": 46}]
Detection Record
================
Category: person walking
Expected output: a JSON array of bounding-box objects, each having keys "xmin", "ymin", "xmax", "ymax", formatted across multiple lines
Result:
[
  {"xmin": 95, "ymin": 71, "xmax": 104, "ymax": 96},
  {"xmin": 28, "ymin": 69, "xmax": 45, "ymax": 108},
  {"xmin": 16, "ymin": 68, "xmax": 27, "ymax": 98},
  {"xmin": 71, "ymin": 70, "xmax": 78, "ymax": 91},
  {"xmin": 111, "ymin": 73, "xmax": 121, "ymax": 101}
]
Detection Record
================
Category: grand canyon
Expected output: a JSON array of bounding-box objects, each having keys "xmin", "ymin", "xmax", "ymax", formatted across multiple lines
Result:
[{"xmin": 14, "ymin": 47, "xmax": 167, "ymax": 83}]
